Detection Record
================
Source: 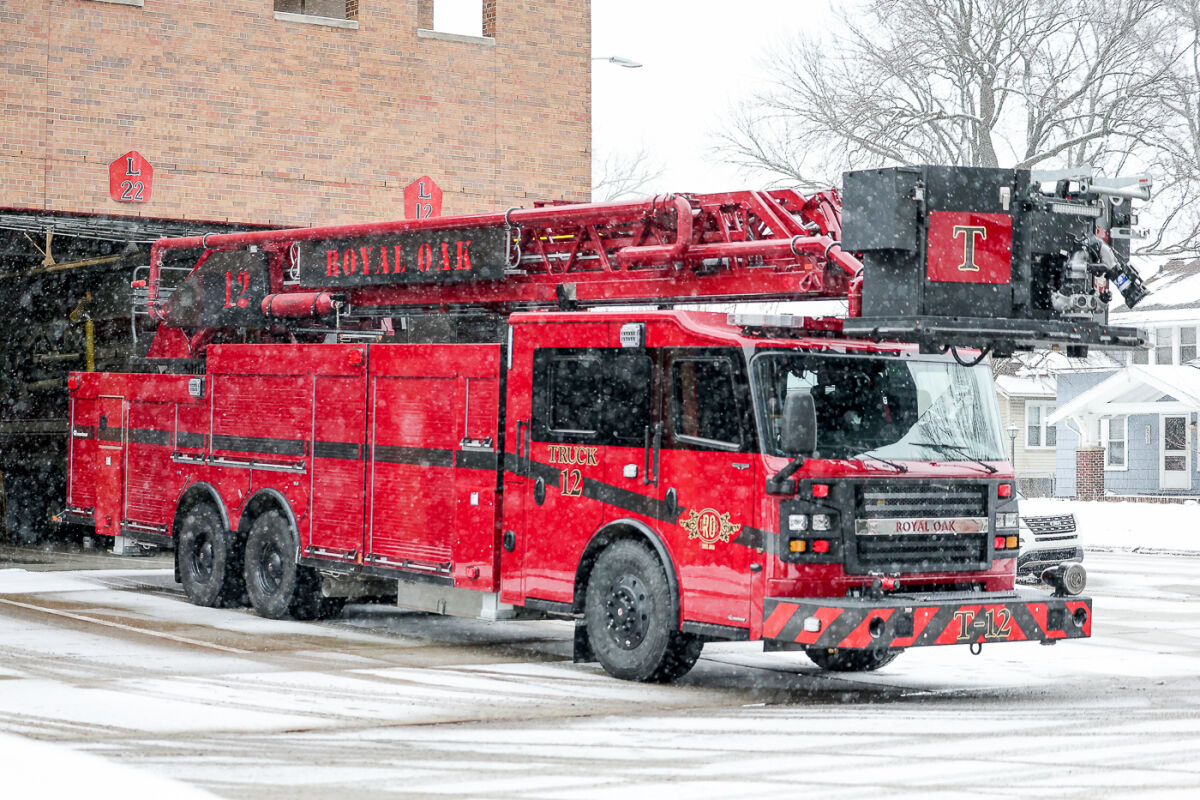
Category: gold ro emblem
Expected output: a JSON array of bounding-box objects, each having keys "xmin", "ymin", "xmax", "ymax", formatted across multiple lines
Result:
[{"xmin": 681, "ymin": 508, "xmax": 742, "ymax": 550}]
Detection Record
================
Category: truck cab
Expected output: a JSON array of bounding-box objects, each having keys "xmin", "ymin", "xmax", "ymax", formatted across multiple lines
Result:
[{"xmin": 498, "ymin": 310, "xmax": 1087, "ymax": 678}]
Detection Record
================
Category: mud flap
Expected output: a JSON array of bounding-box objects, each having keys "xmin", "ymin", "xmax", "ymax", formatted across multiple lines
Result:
[{"xmin": 573, "ymin": 620, "xmax": 595, "ymax": 663}]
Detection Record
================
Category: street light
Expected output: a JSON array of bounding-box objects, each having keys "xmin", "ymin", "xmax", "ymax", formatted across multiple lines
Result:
[{"xmin": 592, "ymin": 55, "xmax": 642, "ymax": 68}]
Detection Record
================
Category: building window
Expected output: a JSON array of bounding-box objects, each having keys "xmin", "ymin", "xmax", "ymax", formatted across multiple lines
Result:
[
  {"xmin": 1155, "ymin": 327, "xmax": 1174, "ymax": 364},
  {"xmin": 434, "ymin": 0, "xmax": 483, "ymax": 36},
  {"xmin": 1025, "ymin": 402, "xmax": 1057, "ymax": 449},
  {"xmin": 1101, "ymin": 416, "xmax": 1128, "ymax": 469},
  {"xmin": 1182, "ymin": 327, "xmax": 1197, "ymax": 364},
  {"xmin": 274, "ymin": 1, "xmax": 356, "ymax": 21},
  {"xmin": 418, "ymin": 1, "xmax": 495, "ymax": 40}
]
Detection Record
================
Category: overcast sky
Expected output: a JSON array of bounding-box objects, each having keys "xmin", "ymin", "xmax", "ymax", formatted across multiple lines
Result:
[
  {"xmin": 591, "ymin": 1, "xmax": 834, "ymax": 193},
  {"xmin": 437, "ymin": 1, "xmax": 835, "ymax": 193}
]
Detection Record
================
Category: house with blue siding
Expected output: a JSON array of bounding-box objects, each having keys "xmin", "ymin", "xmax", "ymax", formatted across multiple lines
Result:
[{"xmin": 1049, "ymin": 258, "xmax": 1200, "ymax": 497}]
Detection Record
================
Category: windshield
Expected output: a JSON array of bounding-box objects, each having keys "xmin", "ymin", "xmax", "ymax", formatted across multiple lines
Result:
[{"xmin": 752, "ymin": 352, "xmax": 1006, "ymax": 462}]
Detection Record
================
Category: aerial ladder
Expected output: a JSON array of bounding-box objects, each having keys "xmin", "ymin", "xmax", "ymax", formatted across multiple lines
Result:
[{"xmin": 137, "ymin": 166, "xmax": 1149, "ymax": 361}]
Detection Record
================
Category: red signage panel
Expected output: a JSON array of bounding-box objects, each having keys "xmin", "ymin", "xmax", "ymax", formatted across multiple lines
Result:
[
  {"xmin": 404, "ymin": 176, "xmax": 442, "ymax": 220},
  {"xmin": 926, "ymin": 210, "xmax": 1012, "ymax": 284},
  {"xmin": 109, "ymin": 151, "xmax": 154, "ymax": 203},
  {"xmin": 296, "ymin": 226, "xmax": 507, "ymax": 288}
]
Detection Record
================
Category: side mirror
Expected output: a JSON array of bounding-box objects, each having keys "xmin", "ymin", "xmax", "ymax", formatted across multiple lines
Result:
[{"xmin": 780, "ymin": 392, "xmax": 817, "ymax": 456}]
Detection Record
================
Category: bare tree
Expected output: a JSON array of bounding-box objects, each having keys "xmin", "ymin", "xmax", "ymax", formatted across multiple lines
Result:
[
  {"xmin": 1139, "ymin": 0, "xmax": 1200, "ymax": 255},
  {"xmin": 591, "ymin": 146, "xmax": 666, "ymax": 201},
  {"xmin": 718, "ymin": 0, "xmax": 1180, "ymax": 193}
]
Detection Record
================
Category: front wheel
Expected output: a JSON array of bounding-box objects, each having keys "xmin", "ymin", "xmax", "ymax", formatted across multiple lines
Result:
[
  {"xmin": 584, "ymin": 540, "xmax": 702, "ymax": 683},
  {"xmin": 805, "ymin": 647, "xmax": 901, "ymax": 672}
]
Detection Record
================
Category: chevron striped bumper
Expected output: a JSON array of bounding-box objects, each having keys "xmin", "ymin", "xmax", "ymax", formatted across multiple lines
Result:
[{"xmin": 762, "ymin": 590, "xmax": 1091, "ymax": 650}]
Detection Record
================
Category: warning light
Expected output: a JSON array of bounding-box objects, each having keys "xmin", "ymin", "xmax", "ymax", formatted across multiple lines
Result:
[
  {"xmin": 812, "ymin": 484, "xmax": 830, "ymax": 498},
  {"xmin": 811, "ymin": 539, "xmax": 830, "ymax": 554},
  {"xmin": 998, "ymin": 484, "xmax": 1013, "ymax": 498}
]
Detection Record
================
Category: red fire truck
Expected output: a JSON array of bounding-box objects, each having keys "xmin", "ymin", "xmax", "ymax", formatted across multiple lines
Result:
[{"xmin": 60, "ymin": 167, "xmax": 1146, "ymax": 681}]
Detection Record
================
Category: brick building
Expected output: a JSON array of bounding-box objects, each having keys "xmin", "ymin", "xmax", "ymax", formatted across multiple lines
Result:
[
  {"xmin": 0, "ymin": 0, "xmax": 590, "ymax": 542},
  {"xmin": 1, "ymin": 0, "xmax": 592, "ymax": 226}
]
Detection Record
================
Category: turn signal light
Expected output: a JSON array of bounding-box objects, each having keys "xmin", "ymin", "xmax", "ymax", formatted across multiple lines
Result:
[
  {"xmin": 789, "ymin": 539, "xmax": 807, "ymax": 553},
  {"xmin": 998, "ymin": 484, "xmax": 1013, "ymax": 498},
  {"xmin": 1006, "ymin": 535, "xmax": 1019, "ymax": 549},
  {"xmin": 812, "ymin": 484, "xmax": 830, "ymax": 498}
]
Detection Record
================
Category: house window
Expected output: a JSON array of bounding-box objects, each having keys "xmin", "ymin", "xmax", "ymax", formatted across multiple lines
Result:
[
  {"xmin": 1182, "ymin": 328, "xmax": 1197, "ymax": 364},
  {"xmin": 1154, "ymin": 327, "xmax": 1174, "ymax": 364},
  {"xmin": 1025, "ymin": 402, "xmax": 1057, "ymax": 449},
  {"xmin": 274, "ymin": 1, "xmax": 356, "ymax": 21},
  {"xmin": 1101, "ymin": 416, "xmax": 1128, "ymax": 469}
]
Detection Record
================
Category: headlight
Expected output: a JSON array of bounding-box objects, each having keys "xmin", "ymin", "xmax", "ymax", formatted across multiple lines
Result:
[
  {"xmin": 788, "ymin": 514, "xmax": 809, "ymax": 531},
  {"xmin": 812, "ymin": 514, "xmax": 833, "ymax": 531},
  {"xmin": 998, "ymin": 512, "xmax": 1019, "ymax": 528}
]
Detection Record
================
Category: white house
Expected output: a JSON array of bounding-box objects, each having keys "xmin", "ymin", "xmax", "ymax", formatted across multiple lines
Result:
[
  {"xmin": 1048, "ymin": 258, "xmax": 1200, "ymax": 497},
  {"xmin": 994, "ymin": 351, "xmax": 1120, "ymax": 496}
]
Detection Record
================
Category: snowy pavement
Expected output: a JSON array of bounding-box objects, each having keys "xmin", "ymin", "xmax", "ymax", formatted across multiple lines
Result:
[{"xmin": 0, "ymin": 550, "xmax": 1199, "ymax": 798}]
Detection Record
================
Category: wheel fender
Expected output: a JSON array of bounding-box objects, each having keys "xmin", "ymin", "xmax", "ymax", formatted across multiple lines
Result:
[
  {"xmin": 239, "ymin": 488, "xmax": 301, "ymax": 560},
  {"xmin": 575, "ymin": 518, "xmax": 682, "ymax": 624},
  {"xmin": 173, "ymin": 482, "xmax": 230, "ymax": 536}
]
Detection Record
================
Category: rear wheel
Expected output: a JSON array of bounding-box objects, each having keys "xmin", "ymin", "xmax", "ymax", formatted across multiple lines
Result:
[
  {"xmin": 177, "ymin": 503, "xmax": 243, "ymax": 607},
  {"xmin": 243, "ymin": 510, "xmax": 340, "ymax": 620},
  {"xmin": 584, "ymin": 540, "xmax": 702, "ymax": 682},
  {"xmin": 805, "ymin": 647, "xmax": 900, "ymax": 672}
]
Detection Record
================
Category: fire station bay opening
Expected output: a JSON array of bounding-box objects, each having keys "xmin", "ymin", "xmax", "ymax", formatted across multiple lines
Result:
[{"xmin": 531, "ymin": 347, "xmax": 1006, "ymax": 462}]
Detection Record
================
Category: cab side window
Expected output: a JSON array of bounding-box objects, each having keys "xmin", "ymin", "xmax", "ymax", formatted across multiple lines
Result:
[
  {"xmin": 671, "ymin": 357, "xmax": 742, "ymax": 448},
  {"xmin": 547, "ymin": 356, "xmax": 602, "ymax": 435},
  {"xmin": 533, "ymin": 350, "xmax": 652, "ymax": 445}
]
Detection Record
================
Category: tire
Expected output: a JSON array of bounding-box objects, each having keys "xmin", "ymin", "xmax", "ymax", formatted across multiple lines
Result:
[
  {"xmin": 805, "ymin": 646, "xmax": 901, "ymax": 672},
  {"xmin": 177, "ymin": 503, "xmax": 244, "ymax": 607},
  {"xmin": 584, "ymin": 540, "xmax": 702, "ymax": 683},
  {"xmin": 243, "ymin": 510, "xmax": 339, "ymax": 620}
]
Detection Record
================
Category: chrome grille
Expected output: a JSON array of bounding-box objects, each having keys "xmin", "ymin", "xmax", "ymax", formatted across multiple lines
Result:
[
  {"xmin": 856, "ymin": 484, "xmax": 987, "ymax": 519},
  {"xmin": 856, "ymin": 533, "xmax": 986, "ymax": 569},
  {"xmin": 854, "ymin": 482, "xmax": 989, "ymax": 571},
  {"xmin": 1023, "ymin": 514, "xmax": 1076, "ymax": 535}
]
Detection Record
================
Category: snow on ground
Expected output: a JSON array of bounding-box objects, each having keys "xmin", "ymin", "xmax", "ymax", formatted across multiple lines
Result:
[
  {"xmin": 1021, "ymin": 498, "xmax": 1200, "ymax": 553},
  {"xmin": 0, "ymin": 732, "xmax": 217, "ymax": 799}
]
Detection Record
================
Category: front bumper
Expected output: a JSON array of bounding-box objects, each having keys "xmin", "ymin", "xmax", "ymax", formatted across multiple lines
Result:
[
  {"xmin": 762, "ymin": 589, "xmax": 1091, "ymax": 650},
  {"xmin": 1018, "ymin": 546, "xmax": 1084, "ymax": 574}
]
